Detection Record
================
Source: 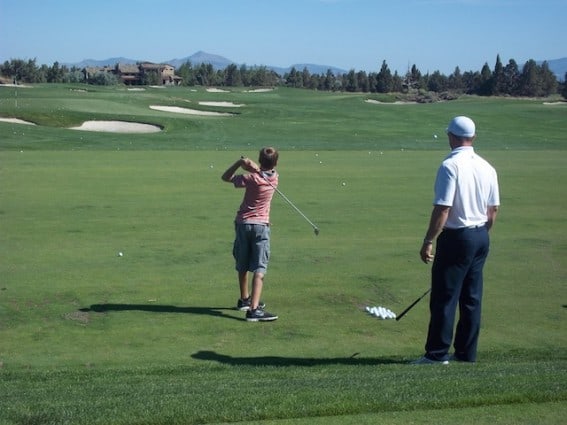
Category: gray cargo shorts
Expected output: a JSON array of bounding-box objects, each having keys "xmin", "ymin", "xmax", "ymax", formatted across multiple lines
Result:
[{"xmin": 233, "ymin": 222, "xmax": 271, "ymax": 274}]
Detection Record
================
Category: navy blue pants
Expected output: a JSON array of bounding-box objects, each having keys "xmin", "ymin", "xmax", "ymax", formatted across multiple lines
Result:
[{"xmin": 425, "ymin": 225, "xmax": 489, "ymax": 362}]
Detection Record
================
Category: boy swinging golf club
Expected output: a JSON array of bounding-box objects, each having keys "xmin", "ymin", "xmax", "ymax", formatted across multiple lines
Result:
[
  {"xmin": 222, "ymin": 148, "xmax": 319, "ymax": 321},
  {"xmin": 221, "ymin": 148, "xmax": 280, "ymax": 322}
]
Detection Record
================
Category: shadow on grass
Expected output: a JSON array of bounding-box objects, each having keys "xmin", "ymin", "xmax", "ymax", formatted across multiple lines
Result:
[
  {"xmin": 191, "ymin": 350, "xmax": 404, "ymax": 366},
  {"xmin": 79, "ymin": 304, "xmax": 243, "ymax": 321}
]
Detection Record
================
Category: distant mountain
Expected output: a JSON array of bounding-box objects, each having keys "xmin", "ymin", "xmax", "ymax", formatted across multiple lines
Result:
[
  {"xmin": 167, "ymin": 51, "xmax": 235, "ymax": 70},
  {"xmin": 168, "ymin": 52, "xmax": 346, "ymax": 75},
  {"xmin": 287, "ymin": 63, "xmax": 347, "ymax": 76},
  {"xmin": 69, "ymin": 57, "xmax": 138, "ymax": 68},
  {"xmin": 537, "ymin": 57, "xmax": 567, "ymax": 81}
]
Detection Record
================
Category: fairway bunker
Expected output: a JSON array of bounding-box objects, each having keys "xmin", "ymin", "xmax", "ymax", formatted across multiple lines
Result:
[
  {"xmin": 365, "ymin": 99, "xmax": 417, "ymax": 105},
  {"xmin": 69, "ymin": 120, "xmax": 162, "ymax": 133},
  {"xmin": 150, "ymin": 105, "xmax": 233, "ymax": 116},
  {"xmin": 198, "ymin": 101, "xmax": 244, "ymax": 107},
  {"xmin": 0, "ymin": 117, "xmax": 36, "ymax": 125}
]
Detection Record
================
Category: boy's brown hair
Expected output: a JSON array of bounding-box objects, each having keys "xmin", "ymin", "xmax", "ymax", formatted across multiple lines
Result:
[{"xmin": 259, "ymin": 147, "xmax": 279, "ymax": 170}]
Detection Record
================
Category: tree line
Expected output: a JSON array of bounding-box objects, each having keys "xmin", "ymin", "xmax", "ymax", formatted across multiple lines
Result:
[{"xmin": 2, "ymin": 55, "xmax": 566, "ymax": 99}]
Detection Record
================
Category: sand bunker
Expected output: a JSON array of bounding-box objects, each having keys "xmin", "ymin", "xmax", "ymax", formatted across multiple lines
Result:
[
  {"xmin": 198, "ymin": 101, "xmax": 244, "ymax": 107},
  {"xmin": 0, "ymin": 117, "xmax": 36, "ymax": 125},
  {"xmin": 0, "ymin": 83, "xmax": 33, "ymax": 88},
  {"xmin": 246, "ymin": 88, "xmax": 274, "ymax": 93},
  {"xmin": 150, "ymin": 105, "xmax": 232, "ymax": 116},
  {"xmin": 70, "ymin": 121, "xmax": 162, "ymax": 133},
  {"xmin": 365, "ymin": 99, "xmax": 417, "ymax": 105},
  {"xmin": 206, "ymin": 88, "xmax": 229, "ymax": 93}
]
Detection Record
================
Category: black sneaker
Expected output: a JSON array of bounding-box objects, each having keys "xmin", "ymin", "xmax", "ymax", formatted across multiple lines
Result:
[
  {"xmin": 246, "ymin": 307, "xmax": 278, "ymax": 322},
  {"xmin": 236, "ymin": 296, "xmax": 265, "ymax": 311}
]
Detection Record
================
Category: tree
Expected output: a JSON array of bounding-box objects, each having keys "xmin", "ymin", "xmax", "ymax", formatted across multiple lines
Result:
[
  {"xmin": 90, "ymin": 71, "xmax": 119, "ymax": 85},
  {"xmin": 177, "ymin": 61, "xmax": 196, "ymax": 86},
  {"xmin": 427, "ymin": 70, "xmax": 448, "ymax": 92},
  {"xmin": 491, "ymin": 54, "xmax": 506, "ymax": 95},
  {"xmin": 503, "ymin": 59, "xmax": 520, "ymax": 95},
  {"xmin": 2, "ymin": 58, "xmax": 41, "ymax": 83},
  {"xmin": 301, "ymin": 67, "xmax": 313, "ymax": 89},
  {"xmin": 375, "ymin": 60, "xmax": 393, "ymax": 93},
  {"xmin": 562, "ymin": 72, "xmax": 567, "ymax": 99},
  {"xmin": 356, "ymin": 70, "xmax": 369, "ymax": 92},
  {"xmin": 448, "ymin": 66, "xmax": 464, "ymax": 92},
  {"xmin": 322, "ymin": 69, "xmax": 335, "ymax": 91},
  {"xmin": 391, "ymin": 71, "xmax": 403, "ymax": 92},
  {"xmin": 224, "ymin": 63, "xmax": 241, "ymax": 86},
  {"xmin": 64, "ymin": 70, "xmax": 85, "ymax": 83},
  {"xmin": 462, "ymin": 70, "xmax": 480, "ymax": 94},
  {"xmin": 195, "ymin": 63, "xmax": 216, "ymax": 86},
  {"xmin": 404, "ymin": 64, "xmax": 422, "ymax": 92},
  {"xmin": 46, "ymin": 61, "xmax": 67, "ymax": 83},
  {"xmin": 538, "ymin": 61, "xmax": 558, "ymax": 96},
  {"xmin": 519, "ymin": 59, "xmax": 540, "ymax": 96},
  {"xmin": 477, "ymin": 63, "xmax": 493, "ymax": 95},
  {"xmin": 345, "ymin": 69, "xmax": 358, "ymax": 92},
  {"xmin": 141, "ymin": 69, "xmax": 160, "ymax": 86},
  {"xmin": 250, "ymin": 66, "xmax": 277, "ymax": 86},
  {"xmin": 285, "ymin": 67, "xmax": 303, "ymax": 88}
]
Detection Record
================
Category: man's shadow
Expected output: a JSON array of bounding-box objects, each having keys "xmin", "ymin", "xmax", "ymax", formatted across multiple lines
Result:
[
  {"xmin": 79, "ymin": 303, "xmax": 243, "ymax": 321},
  {"xmin": 191, "ymin": 350, "xmax": 404, "ymax": 367}
]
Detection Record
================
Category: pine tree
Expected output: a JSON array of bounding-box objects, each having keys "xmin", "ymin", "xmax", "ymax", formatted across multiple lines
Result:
[{"xmin": 376, "ymin": 60, "xmax": 393, "ymax": 93}]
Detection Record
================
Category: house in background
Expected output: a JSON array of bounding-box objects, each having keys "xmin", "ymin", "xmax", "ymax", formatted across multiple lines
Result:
[
  {"xmin": 138, "ymin": 63, "xmax": 182, "ymax": 85},
  {"xmin": 116, "ymin": 64, "xmax": 141, "ymax": 85},
  {"xmin": 83, "ymin": 62, "xmax": 182, "ymax": 85}
]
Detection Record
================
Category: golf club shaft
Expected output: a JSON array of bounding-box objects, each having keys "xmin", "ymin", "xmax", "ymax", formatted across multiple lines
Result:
[
  {"xmin": 395, "ymin": 288, "xmax": 431, "ymax": 321},
  {"xmin": 261, "ymin": 173, "xmax": 319, "ymax": 233}
]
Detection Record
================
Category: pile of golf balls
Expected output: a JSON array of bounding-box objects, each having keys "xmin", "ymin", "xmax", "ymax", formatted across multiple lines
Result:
[{"xmin": 366, "ymin": 305, "xmax": 396, "ymax": 320}]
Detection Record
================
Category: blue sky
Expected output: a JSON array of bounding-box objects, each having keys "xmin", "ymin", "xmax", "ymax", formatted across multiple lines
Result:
[{"xmin": 1, "ymin": 0, "xmax": 565, "ymax": 75}]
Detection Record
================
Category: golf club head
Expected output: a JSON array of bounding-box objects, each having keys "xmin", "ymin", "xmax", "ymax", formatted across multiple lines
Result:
[{"xmin": 314, "ymin": 227, "xmax": 320, "ymax": 236}]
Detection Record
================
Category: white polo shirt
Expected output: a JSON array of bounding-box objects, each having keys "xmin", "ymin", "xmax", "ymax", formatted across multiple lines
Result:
[{"xmin": 433, "ymin": 146, "xmax": 500, "ymax": 229}]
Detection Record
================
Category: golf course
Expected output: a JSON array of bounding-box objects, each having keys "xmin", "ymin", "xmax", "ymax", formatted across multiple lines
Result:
[{"xmin": 1, "ymin": 84, "xmax": 566, "ymax": 424}]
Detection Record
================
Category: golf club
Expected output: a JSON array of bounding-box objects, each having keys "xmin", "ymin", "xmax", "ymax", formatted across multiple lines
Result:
[
  {"xmin": 261, "ymin": 172, "xmax": 320, "ymax": 236},
  {"xmin": 395, "ymin": 288, "xmax": 431, "ymax": 321}
]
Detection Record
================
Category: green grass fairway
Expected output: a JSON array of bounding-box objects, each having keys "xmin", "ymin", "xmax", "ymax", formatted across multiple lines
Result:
[{"xmin": 1, "ymin": 85, "xmax": 566, "ymax": 424}]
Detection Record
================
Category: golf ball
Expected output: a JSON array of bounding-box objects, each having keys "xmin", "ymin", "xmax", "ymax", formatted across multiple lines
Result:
[
  {"xmin": 342, "ymin": 182, "xmax": 346, "ymax": 186},
  {"xmin": 118, "ymin": 252, "xmax": 123, "ymax": 257}
]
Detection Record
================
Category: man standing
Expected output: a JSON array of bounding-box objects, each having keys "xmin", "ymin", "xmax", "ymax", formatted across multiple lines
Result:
[{"xmin": 414, "ymin": 116, "xmax": 500, "ymax": 364}]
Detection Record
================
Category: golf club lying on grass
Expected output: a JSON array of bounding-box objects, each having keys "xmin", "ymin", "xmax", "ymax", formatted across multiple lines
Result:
[
  {"xmin": 395, "ymin": 288, "xmax": 431, "ymax": 321},
  {"xmin": 260, "ymin": 171, "xmax": 320, "ymax": 236}
]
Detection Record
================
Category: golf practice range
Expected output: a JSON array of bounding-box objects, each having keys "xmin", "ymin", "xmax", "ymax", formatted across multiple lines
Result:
[{"xmin": 0, "ymin": 84, "xmax": 566, "ymax": 424}]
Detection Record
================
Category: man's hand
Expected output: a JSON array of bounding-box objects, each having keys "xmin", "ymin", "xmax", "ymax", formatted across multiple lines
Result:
[{"xmin": 420, "ymin": 242, "xmax": 435, "ymax": 264}]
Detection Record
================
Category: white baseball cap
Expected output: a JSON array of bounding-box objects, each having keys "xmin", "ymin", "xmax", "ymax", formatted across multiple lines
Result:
[{"xmin": 446, "ymin": 116, "xmax": 476, "ymax": 138}]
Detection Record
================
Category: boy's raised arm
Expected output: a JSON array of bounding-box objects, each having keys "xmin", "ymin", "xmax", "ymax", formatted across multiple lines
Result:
[{"xmin": 221, "ymin": 157, "xmax": 259, "ymax": 182}]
